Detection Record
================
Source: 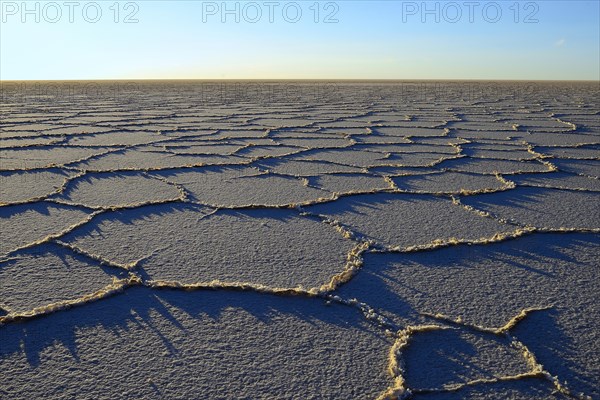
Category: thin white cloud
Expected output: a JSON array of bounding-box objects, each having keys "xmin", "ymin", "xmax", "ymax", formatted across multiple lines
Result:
[{"xmin": 555, "ymin": 38, "xmax": 566, "ymax": 47}]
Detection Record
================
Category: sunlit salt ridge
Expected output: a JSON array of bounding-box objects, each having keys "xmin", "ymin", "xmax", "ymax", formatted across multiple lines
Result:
[{"xmin": 0, "ymin": 81, "xmax": 599, "ymax": 399}]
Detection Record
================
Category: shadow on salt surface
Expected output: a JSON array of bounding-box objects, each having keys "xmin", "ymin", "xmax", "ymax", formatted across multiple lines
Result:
[
  {"xmin": 339, "ymin": 234, "xmax": 599, "ymax": 322},
  {"xmin": 336, "ymin": 233, "xmax": 599, "ymax": 398},
  {"xmin": 62, "ymin": 203, "xmax": 356, "ymax": 289},
  {"xmin": 78, "ymin": 202, "xmax": 207, "ymax": 228},
  {"xmin": 461, "ymin": 187, "xmax": 600, "ymax": 229},
  {"xmin": 0, "ymin": 169, "xmax": 71, "ymax": 204},
  {"xmin": 151, "ymin": 165, "xmax": 333, "ymax": 207},
  {"xmin": 305, "ymin": 192, "xmax": 513, "ymax": 249},
  {"xmin": 0, "ymin": 288, "xmax": 187, "ymax": 367},
  {"xmin": 0, "ymin": 288, "xmax": 390, "ymax": 399},
  {"xmin": 437, "ymin": 158, "xmax": 551, "ymax": 174},
  {"xmin": 0, "ymin": 146, "xmax": 115, "ymax": 170},
  {"xmin": 512, "ymin": 309, "xmax": 599, "ymax": 399},
  {"xmin": 57, "ymin": 171, "xmax": 182, "ymax": 208},
  {"xmin": 0, "ymin": 243, "xmax": 126, "ymax": 313},
  {"xmin": 256, "ymin": 158, "xmax": 364, "ymax": 176},
  {"xmin": 552, "ymin": 159, "xmax": 600, "ymax": 178},
  {"xmin": 506, "ymin": 172, "xmax": 600, "ymax": 192},
  {"xmin": 391, "ymin": 171, "xmax": 508, "ymax": 195},
  {"xmin": 468, "ymin": 187, "xmax": 546, "ymax": 209},
  {"xmin": 0, "ymin": 202, "xmax": 91, "ymax": 255},
  {"xmin": 411, "ymin": 378, "xmax": 560, "ymax": 399},
  {"xmin": 402, "ymin": 328, "xmax": 529, "ymax": 389}
]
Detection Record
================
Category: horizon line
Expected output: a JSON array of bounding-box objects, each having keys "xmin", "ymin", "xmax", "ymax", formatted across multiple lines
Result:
[{"xmin": 2, "ymin": 78, "xmax": 599, "ymax": 83}]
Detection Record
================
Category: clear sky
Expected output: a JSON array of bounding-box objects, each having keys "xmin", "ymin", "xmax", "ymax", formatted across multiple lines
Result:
[{"xmin": 1, "ymin": 1, "xmax": 599, "ymax": 80}]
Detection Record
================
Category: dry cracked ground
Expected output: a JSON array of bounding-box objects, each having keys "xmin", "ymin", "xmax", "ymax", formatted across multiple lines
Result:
[{"xmin": 0, "ymin": 81, "xmax": 599, "ymax": 399}]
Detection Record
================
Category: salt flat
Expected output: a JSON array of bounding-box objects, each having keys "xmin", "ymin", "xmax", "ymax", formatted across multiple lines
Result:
[{"xmin": 1, "ymin": 81, "xmax": 599, "ymax": 399}]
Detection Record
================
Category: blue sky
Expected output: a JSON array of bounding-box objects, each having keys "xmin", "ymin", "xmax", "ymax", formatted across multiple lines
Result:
[{"xmin": 1, "ymin": 1, "xmax": 598, "ymax": 80}]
